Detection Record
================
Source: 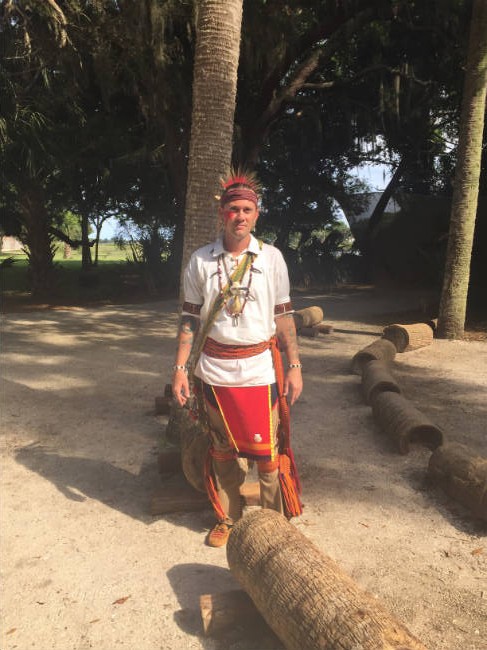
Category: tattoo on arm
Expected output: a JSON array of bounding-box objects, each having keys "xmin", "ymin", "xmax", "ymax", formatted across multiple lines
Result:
[
  {"xmin": 179, "ymin": 315, "xmax": 198, "ymax": 334},
  {"xmin": 177, "ymin": 315, "xmax": 200, "ymax": 349},
  {"xmin": 276, "ymin": 314, "xmax": 299, "ymax": 360}
]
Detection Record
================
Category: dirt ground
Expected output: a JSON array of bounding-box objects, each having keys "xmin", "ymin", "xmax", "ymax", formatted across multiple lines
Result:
[{"xmin": 1, "ymin": 286, "xmax": 486, "ymax": 650}]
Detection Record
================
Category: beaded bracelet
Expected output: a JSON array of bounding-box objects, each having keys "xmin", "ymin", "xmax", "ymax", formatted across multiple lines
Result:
[
  {"xmin": 288, "ymin": 363, "xmax": 303, "ymax": 369},
  {"xmin": 172, "ymin": 364, "xmax": 187, "ymax": 372}
]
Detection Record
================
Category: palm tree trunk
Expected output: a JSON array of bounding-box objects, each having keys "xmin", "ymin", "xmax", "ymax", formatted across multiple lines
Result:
[
  {"xmin": 437, "ymin": 0, "xmax": 487, "ymax": 339},
  {"xmin": 18, "ymin": 183, "xmax": 55, "ymax": 297},
  {"xmin": 180, "ymin": 0, "xmax": 244, "ymax": 296}
]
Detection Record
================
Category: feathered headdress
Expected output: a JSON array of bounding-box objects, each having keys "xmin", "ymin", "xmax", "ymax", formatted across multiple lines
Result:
[{"xmin": 217, "ymin": 167, "xmax": 261, "ymax": 206}]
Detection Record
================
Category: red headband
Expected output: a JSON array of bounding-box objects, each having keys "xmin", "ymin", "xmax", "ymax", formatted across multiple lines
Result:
[{"xmin": 220, "ymin": 187, "xmax": 258, "ymax": 207}]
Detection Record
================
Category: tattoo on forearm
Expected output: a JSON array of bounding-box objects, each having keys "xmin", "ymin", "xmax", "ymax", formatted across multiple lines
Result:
[
  {"xmin": 276, "ymin": 314, "xmax": 299, "ymax": 359},
  {"xmin": 179, "ymin": 315, "xmax": 198, "ymax": 333},
  {"xmin": 177, "ymin": 315, "xmax": 200, "ymax": 351}
]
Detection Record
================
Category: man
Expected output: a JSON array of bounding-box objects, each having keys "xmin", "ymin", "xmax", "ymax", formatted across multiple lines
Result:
[{"xmin": 172, "ymin": 171, "xmax": 302, "ymax": 547}]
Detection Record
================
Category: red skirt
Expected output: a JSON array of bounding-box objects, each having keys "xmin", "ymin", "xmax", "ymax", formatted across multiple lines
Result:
[{"xmin": 203, "ymin": 382, "xmax": 278, "ymax": 461}]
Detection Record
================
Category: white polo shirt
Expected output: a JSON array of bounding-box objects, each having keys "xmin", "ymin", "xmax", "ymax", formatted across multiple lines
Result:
[{"xmin": 182, "ymin": 235, "xmax": 291, "ymax": 387}]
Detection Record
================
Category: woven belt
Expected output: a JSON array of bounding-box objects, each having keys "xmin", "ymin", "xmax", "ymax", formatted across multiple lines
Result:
[{"xmin": 203, "ymin": 336, "xmax": 272, "ymax": 359}]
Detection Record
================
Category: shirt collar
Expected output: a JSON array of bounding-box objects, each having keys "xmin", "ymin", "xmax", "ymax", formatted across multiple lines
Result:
[{"xmin": 210, "ymin": 234, "xmax": 260, "ymax": 258}]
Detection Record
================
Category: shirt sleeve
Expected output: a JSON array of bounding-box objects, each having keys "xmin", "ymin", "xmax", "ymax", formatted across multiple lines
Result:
[
  {"xmin": 273, "ymin": 246, "xmax": 292, "ymax": 307},
  {"xmin": 182, "ymin": 253, "xmax": 204, "ymax": 315}
]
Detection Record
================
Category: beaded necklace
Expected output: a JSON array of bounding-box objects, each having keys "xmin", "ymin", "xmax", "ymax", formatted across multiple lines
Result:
[{"xmin": 217, "ymin": 252, "xmax": 255, "ymax": 326}]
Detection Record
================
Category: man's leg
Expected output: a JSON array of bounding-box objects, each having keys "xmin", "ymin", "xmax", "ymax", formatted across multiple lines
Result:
[
  {"xmin": 206, "ymin": 404, "xmax": 246, "ymax": 525},
  {"xmin": 256, "ymin": 403, "xmax": 284, "ymax": 515}
]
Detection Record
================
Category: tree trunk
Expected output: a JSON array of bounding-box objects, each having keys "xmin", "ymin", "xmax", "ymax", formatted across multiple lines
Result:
[
  {"xmin": 180, "ymin": 0, "xmax": 244, "ymax": 296},
  {"xmin": 367, "ymin": 157, "xmax": 406, "ymax": 236},
  {"xmin": 227, "ymin": 509, "xmax": 427, "ymax": 650},
  {"xmin": 80, "ymin": 209, "xmax": 92, "ymax": 271},
  {"xmin": 93, "ymin": 224, "xmax": 102, "ymax": 266},
  {"xmin": 438, "ymin": 0, "xmax": 487, "ymax": 339},
  {"xmin": 18, "ymin": 183, "xmax": 55, "ymax": 297}
]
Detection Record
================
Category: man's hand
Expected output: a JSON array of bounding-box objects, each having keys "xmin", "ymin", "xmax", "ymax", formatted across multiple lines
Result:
[
  {"xmin": 283, "ymin": 367, "xmax": 303, "ymax": 406},
  {"xmin": 172, "ymin": 369, "xmax": 190, "ymax": 407}
]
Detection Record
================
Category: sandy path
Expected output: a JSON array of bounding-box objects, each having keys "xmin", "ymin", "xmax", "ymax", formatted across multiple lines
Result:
[{"xmin": 1, "ymin": 288, "xmax": 486, "ymax": 650}]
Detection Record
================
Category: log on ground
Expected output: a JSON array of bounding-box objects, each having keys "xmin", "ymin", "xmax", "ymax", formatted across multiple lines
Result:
[
  {"xmin": 227, "ymin": 509, "xmax": 427, "ymax": 650},
  {"xmin": 314, "ymin": 322, "xmax": 334, "ymax": 334},
  {"xmin": 150, "ymin": 474, "xmax": 210, "ymax": 515},
  {"xmin": 293, "ymin": 306, "xmax": 324, "ymax": 329},
  {"xmin": 151, "ymin": 480, "xmax": 261, "ymax": 516},
  {"xmin": 298, "ymin": 325, "xmax": 320, "ymax": 338},
  {"xmin": 351, "ymin": 338, "xmax": 397, "ymax": 376},
  {"xmin": 155, "ymin": 395, "xmax": 172, "ymax": 415},
  {"xmin": 200, "ymin": 589, "xmax": 266, "ymax": 636},
  {"xmin": 157, "ymin": 449, "xmax": 182, "ymax": 474},
  {"xmin": 361, "ymin": 360, "xmax": 401, "ymax": 405},
  {"xmin": 371, "ymin": 391, "xmax": 443, "ymax": 454},
  {"xmin": 167, "ymin": 404, "xmax": 208, "ymax": 491},
  {"xmin": 382, "ymin": 323, "xmax": 433, "ymax": 352},
  {"xmin": 428, "ymin": 443, "xmax": 487, "ymax": 520}
]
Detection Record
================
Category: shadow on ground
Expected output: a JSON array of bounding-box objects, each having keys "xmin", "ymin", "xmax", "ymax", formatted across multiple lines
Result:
[{"xmin": 167, "ymin": 563, "xmax": 283, "ymax": 650}]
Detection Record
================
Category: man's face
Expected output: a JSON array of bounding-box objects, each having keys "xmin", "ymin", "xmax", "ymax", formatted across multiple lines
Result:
[{"xmin": 220, "ymin": 199, "xmax": 259, "ymax": 242}]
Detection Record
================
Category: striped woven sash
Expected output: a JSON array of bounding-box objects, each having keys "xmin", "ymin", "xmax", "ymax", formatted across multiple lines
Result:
[{"xmin": 203, "ymin": 337, "xmax": 271, "ymax": 359}]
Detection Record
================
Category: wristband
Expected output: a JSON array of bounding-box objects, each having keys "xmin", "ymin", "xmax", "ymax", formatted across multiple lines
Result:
[
  {"xmin": 172, "ymin": 364, "xmax": 187, "ymax": 372},
  {"xmin": 288, "ymin": 363, "xmax": 302, "ymax": 369}
]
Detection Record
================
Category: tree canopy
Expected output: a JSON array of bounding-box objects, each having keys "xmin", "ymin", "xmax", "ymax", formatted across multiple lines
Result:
[{"xmin": 1, "ymin": 0, "xmax": 485, "ymax": 302}]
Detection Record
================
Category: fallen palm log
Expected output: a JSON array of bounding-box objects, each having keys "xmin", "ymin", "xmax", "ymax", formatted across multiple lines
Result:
[
  {"xmin": 314, "ymin": 321, "xmax": 334, "ymax": 334},
  {"xmin": 382, "ymin": 323, "xmax": 433, "ymax": 353},
  {"xmin": 362, "ymin": 360, "xmax": 401, "ymax": 405},
  {"xmin": 371, "ymin": 391, "xmax": 443, "ymax": 454},
  {"xmin": 351, "ymin": 337, "xmax": 397, "ymax": 376},
  {"xmin": 293, "ymin": 306, "xmax": 323, "ymax": 329},
  {"xmin": 155, "ymin": 395, "xmax": 172, "ymax": 415},
  {"xmin": 155, "ymin": 383, "xmax": 174, "ymax": 415},
  {"xmin": 165, "ymin": 400, "xmax": 193, "ymax": 445},
  {"xmin": 428, "ymin": 443, "xmax": 487, "ymax": 521},
  {"xmin": 200, "ymin": 589, "xmax": 266, "ymax": 636},
  {"xmin": 150, "ymin": 475, "xmax": 210, "ymax": 515},
  {"xmin": 179, "ymin": 415, "xmax": 211, "ymax": 492},
  {"xmin": 227, "ymin": 509, "xmax": 427, "ymax": 650},
  {"xmin": 157, "ymin": 448, "xmax": 182, "ymax": 474},
  {"xmin": 298, "ymin": 325, "xmax": 320, "ymax": 338},
  {"xmin": 151, "ymin": 480, "xmax": 260, "ymax": 516}
]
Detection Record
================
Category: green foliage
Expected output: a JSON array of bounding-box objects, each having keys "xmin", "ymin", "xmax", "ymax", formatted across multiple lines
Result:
[{"xmin": 1, "ymin": 0, "xmax": 484, "ymax": 296}]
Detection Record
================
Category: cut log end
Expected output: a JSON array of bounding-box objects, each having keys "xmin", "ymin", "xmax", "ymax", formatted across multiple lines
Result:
[
  {"xmin": 428, "ymin": 443, "xmax": 487, "ymax": 521},
  {"xmin": 371, "ymin": 391, "xmax": 444, "ymax": 454},
  {"xmin": 382, "ymin": 323, "xmax": 434, "ymax": 353},
  {"xmin": 405, "ymin": 424, "xmax": 444, "ymax": 455}
]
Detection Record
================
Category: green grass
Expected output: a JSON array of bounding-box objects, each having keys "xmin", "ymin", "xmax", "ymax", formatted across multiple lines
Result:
[
  {"xmin": 0, "ymin": 242, "xmax": 159, "ymax": 305},
  {"xmin": 53, "ymin": 241, "xmax": 127, "ymax": 263}
]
